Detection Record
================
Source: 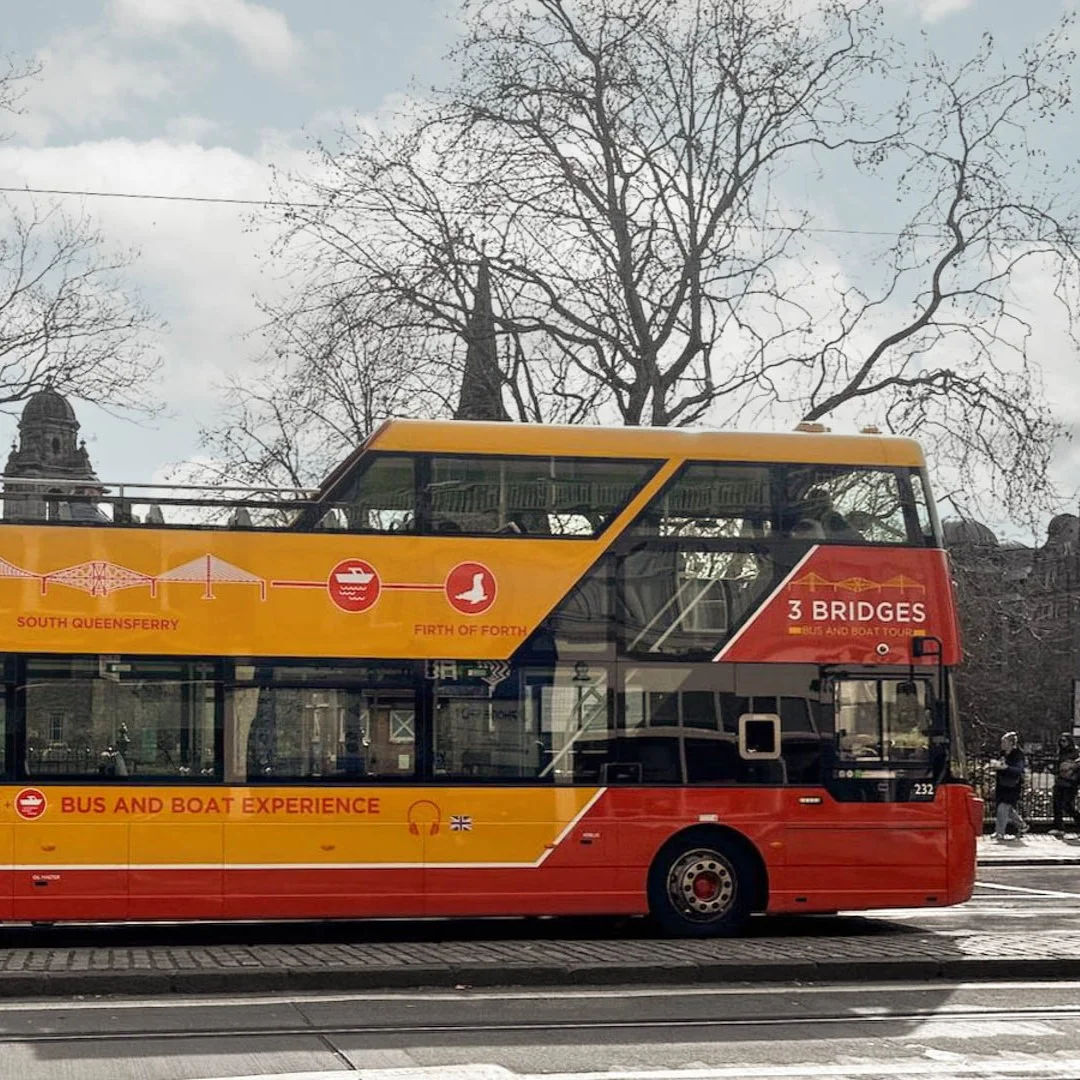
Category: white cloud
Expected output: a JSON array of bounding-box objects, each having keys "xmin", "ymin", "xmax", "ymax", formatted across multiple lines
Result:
[
  {"xmin": 0, "ymin": 136, "xmax": 306, "ymax": 479},
  {"xmin": 10, "ymin": 28, "xmax": 174, "ymax": 144},
  {"xmin": 165, "ymin": 114, "xmax": 222, "ymax": 143},
  {"xmin": 911, "ymin": 0, "xmax": 977, "ymax": 22},
  {"xmin": 110, "ymin": 0, "xmax": 302, "ymax": 75}
]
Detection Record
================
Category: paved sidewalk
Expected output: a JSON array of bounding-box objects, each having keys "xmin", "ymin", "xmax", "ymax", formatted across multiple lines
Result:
[
  {"xmin": 977, "ymin": 832, "xmax": 1080, "ymax": 865},
  {"xmin": 0, "ymin": 925, "xmax": 1079, "ymax": 998},
  {"xmin": 0, "ymin": 839, "xmax": 1065, "ymax": 999}
]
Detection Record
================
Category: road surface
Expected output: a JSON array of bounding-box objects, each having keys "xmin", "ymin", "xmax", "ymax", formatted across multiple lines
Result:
[
  {"xmin": 4, "ymin": 978, "xmax": 1080, "ymax": 1079},
  {"xmin": 0, "ymin": 865, "xmax": 1077, "ymax": 1079}
]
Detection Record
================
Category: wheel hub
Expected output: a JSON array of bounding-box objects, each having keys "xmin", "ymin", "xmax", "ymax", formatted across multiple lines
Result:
[
  {"xmin": 668, "ymin": 848, "xmax": 735, "ymax": 922},
  {"xmin": 692, "ymin": 872, "xmax": 721, "ymax": 900}
]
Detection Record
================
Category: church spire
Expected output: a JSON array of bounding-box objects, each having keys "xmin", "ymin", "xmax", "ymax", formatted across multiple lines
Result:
[{"xmin": 455, "ymin": 256, "xmax": 510, "ymax": 422}]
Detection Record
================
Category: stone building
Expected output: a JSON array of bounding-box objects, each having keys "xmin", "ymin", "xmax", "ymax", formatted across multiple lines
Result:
[
  {"xmin": 946, "ymin": 514, "xmax": 1080, "ymax": 751},
  {"xmin": 2, "ymin": 385, "xmax": 99, "ymax": 521}
]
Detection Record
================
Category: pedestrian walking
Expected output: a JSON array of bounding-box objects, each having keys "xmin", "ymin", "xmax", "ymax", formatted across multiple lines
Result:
[
  {"xmin": 1051, "ymin": 731, "xmax": 1080, "ymax": 837},
  {"xmin": 993, "ymin": 731, "xmax": 1028, "ymax": 840}
]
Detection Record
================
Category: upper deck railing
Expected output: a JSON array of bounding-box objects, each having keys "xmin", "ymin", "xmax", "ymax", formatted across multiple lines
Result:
[{"xmin": 0, "ymin": 476, "xmax": 329, "ymax": 530}]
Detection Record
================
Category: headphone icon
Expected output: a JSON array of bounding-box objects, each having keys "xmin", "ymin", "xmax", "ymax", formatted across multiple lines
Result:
[{"xmin": 406, "ymin": 799, "xmax": 442, "ymax": 836}]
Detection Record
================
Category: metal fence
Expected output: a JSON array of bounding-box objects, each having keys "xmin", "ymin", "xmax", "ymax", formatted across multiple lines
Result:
[{"xmin": 967, "ymin": 754, "xmax": 1061, "ymax": 826}]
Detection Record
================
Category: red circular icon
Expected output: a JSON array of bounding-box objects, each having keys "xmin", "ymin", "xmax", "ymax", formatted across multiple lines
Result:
[
  {"xmin": 14, "ymin": 788, "xmax": 47, "ymax": 821},
  {"xmin": 445, "ymin": 561, "xmax": 497, "ymax": 615},
  {"xmin": 327, "ymin": 559, "xmax": 381, "ymax": 613}
]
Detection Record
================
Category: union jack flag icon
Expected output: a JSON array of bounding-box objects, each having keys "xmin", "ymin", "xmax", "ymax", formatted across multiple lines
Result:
[{"xmin": 450, "ymin": 815, "xmax": 473, "ymax": 832}]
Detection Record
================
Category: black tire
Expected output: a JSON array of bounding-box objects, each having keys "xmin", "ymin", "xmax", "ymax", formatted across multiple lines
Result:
[{"xmin": 648, "ymin": 832, "xmax": 755, "ymax": 938}]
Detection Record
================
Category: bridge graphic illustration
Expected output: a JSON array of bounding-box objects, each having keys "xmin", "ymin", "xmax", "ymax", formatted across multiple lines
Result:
[
  {"xmin": 0, "ymin": 554, "xmax": 267, "ymax": 601},
  {"xmin": 0, "ymin": 553, "xmax": 496, "ymax": 613},
  {"xmin": 789, "ymin": 571, "xmax": 926, "ymax": 595}
]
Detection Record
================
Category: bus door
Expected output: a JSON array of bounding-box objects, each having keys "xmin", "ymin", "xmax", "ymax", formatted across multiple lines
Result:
[{"xmin": 783, "ymin": 672, "xmax": 947, "ymax": 905}]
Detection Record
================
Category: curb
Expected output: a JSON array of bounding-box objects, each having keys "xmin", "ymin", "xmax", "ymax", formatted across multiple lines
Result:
[
  {"xmin": 6, "ymin": 955, "xmax": 1080, "ymax": 998},
  {"xmin": 977, "ymin": 858, "xmax": 1080, "ymax": 867}
]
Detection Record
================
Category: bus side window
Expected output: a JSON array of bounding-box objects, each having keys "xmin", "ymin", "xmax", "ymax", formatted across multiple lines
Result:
[
  {"xmin": 232, "ymin": 683, "xmax": 416, "ymax": 782},
  {"xmin": 631, "ymin": 463, "xmax": 774, "ymax": 539},
  {"xmin": 782, "ymin": 466, "xmax": 912, "ymax": 544},
  {"xmin": 336, "ymin": 454, "xmax": 416, "ymax": 532},
  {"xmin": 21, "ymin": 656, "xmax": 216, "ymax": 780},
  {"xmin": 427, "ymin": 455, "xmax": 655, "ymax": 537},
  {"xmin": 431, "ymin": 662, "xmax": 613, "ymax": 783}
]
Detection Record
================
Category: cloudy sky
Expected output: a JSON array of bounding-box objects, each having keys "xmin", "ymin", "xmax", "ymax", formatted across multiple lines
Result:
[
  {"xmin": 2, "ymin": 0, "xmax": 458, "ymax": 482},
  {"xmin": 1, "ymin": 0, "xmax": 1077, "ymax": 532}
]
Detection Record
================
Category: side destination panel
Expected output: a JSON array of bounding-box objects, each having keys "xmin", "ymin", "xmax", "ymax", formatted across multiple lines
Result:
[{"xmin": 716, "ymin": 546, "xmax": 960, "ymax": 666}]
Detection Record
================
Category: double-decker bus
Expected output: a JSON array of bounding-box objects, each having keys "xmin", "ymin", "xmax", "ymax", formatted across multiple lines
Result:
[{"xmin": 0, "ymin": 420, "xmax": 980, "ymax": 935}]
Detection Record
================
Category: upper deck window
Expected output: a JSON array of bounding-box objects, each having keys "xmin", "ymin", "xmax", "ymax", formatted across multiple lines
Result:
[
  {"xmin": 633, "ymin": 464, "xmax": 773, "ymax": 539},
  {"xmin": 782, "ymin": 465, "xmax": 910, "ymax": 543},
  {"xmin": 426, "ymin": 455, "xmax": 654, "ymax": 537},
  {"xmin": 329, "ymin": 454, "xmax": 416, "ymax": 533},
  {"xmin": 910, "ymin": 469, "xmax": 942, "ymax": 546},
  {"xmin": 636, "ymin": 462, "xmax": 930, "ymax": 545}
]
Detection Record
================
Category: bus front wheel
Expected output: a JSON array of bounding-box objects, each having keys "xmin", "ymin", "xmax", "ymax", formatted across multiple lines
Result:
[{"xmin": 648, "ymin": 832, "xmax": 754, "ymax": 937}]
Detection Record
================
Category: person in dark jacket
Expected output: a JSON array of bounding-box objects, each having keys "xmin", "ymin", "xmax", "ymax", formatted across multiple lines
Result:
[
  {"xmin": 993, "ymin": 731, "xmax": 1028, "ymax": 840},
  {"xmin": 1051, "ymin": 732, "xmax": 1080, "ymax": 837}
]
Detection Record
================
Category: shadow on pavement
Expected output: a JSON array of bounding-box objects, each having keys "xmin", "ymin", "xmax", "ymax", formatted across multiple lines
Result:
[{"xmin": 0, "ymin": 910, "xmax": 918, "ymax": 949}]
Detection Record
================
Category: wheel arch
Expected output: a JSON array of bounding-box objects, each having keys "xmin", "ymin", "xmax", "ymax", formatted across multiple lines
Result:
[{"xmin": 648, "ymin": 824, "xmax": 770, "ymax": 913}]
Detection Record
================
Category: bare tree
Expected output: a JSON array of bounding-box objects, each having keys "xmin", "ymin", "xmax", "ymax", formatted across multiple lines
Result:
[
  {"xmin": 789, "ymin": 22, "xmax": 1079, "ymax": 516},
  {"xmin": 0, "ymin": 60, "xmax": 162, "ymax": 419},
  {"xmin": 199, "ymin": 288, "xmax": 452, "ymax": 488},
  {"xmin": 0, "ymin": 54, "xmax": 40, "ymax": 121},
  {"xmin": 219, "ymin": 0, "xmax": 1077, "ymax": 515}
]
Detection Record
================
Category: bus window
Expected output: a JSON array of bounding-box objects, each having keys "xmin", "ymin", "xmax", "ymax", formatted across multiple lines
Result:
[
  {"xmin": 619, "ymin": 666, "xmax": 742, "ymax": 784},
  {"xmin": 909, "ymin": 469, "xmax": 942, "ymax": 546},
  {"xmin": 542, "ymin": 556, "xmax": 613, "ymax": 655},
  {"xmin": 633, "ymin": 463, "xmax": 773, "ymax": 538},
  {"xmin": 335, "ymin": 453, "xmax": 415, "ymax": 532},
  {"xmin": 835, "ymin": 679, "xmax": 882, "ymax": 760},
  {"xmin": 232, "ymin": 686, "xmax": 415, "ymax": 781},
  {"xmin": 431, "ymin": 661, "xmax": 612, "ymax": 782},
  {"xmin": 22, "ymin": 656, "xmax": 216, "ymax": 779},
  {"xmin": 783, "ymin": 466, "xmax": 914, "ymax": 544},
  {"xmin": 834, "ymin": 678, "xmax": 932, "ymax": 762},
  {"xmin": 619, "ymin": 547, "xmax": 773, "ymax": 656},
  {"xmin": 427, "ymin": 456, "xmax": 654, "ymax": 537},
  {"xmin": 884, "ymin": 680, "xmax": 931, "ymax": 761},
  {"xmin": 620, "ymin": 669, "xmax": 687, "ymax": 783}
]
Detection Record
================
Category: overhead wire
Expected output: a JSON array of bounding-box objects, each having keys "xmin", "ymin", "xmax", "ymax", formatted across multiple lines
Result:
[
  {"xmin": 0, "ymin": 185, "xmax": 320, "ymax": 209},
  {"xmin": 0, "ymin": 184, "xmax": 1072, "ymax": 243}
]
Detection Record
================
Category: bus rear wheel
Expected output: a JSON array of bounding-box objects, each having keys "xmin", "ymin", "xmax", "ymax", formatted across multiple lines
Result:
[{"xmin": 648, "ymin": 834, "xmax": 753, "ymax": 937}]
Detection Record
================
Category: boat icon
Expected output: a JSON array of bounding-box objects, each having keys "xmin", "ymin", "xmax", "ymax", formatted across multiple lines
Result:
[
  {"xmin": 18, "ymin": 794, "xmax": 42, "ymax": 808},
  {"xmin": 335, "ymin": 566, "xmax": 375, "ymax": 586}
]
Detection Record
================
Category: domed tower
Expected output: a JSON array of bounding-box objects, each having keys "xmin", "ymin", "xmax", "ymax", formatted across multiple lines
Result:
[
  {"xmin": 941, "ymin": 518, "xmax": 999, "ymax": 548},
  {"xmin": 1044, "ymin": 513, "xmax": 1080, "ymax": 555},
  {"xmin": 3, "ymin": 386, "xmax": 99, "ymax": 520}
]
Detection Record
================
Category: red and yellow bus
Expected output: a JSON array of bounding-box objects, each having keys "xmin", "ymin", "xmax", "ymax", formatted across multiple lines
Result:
[{"xmin": 0, "ymin": 420, "xmax": 980, "ymax": 935}]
